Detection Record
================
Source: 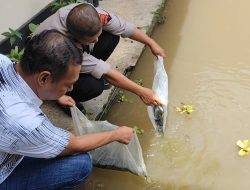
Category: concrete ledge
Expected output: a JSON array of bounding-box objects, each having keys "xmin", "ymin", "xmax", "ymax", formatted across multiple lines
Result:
[{"xmin": 41, "ymin": 0, "xmax": 166, "ymax": 129}]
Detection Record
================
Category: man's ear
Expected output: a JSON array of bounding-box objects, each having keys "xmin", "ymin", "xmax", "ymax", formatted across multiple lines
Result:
[{"xmin": 38, "ymin": 71, "xmax": 52, "ymax": 86}]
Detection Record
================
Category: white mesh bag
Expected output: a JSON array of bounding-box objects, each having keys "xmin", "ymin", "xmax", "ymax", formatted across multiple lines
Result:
[
  {"xmin": 147, "ymin": 56, "xmax": 168, "ymax": 134},
  {"xmin": 70, "ymin": 106, "xmax": 148, "ymax": 177}
]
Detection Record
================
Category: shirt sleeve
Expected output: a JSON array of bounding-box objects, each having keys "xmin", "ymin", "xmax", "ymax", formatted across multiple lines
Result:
[
  {"xmin": 96, "ymin": 7, "xmax": 135, "ymax": 38},
  {"xmin": 80, "ymin": 52, "xmax": 111, "ymax": 78},
  {"xmin": 13, "ymin": 119, "xmax": 70, "ymax": 158}
]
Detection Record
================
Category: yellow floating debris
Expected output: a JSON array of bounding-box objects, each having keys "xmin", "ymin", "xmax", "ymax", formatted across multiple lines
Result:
[
  {"xmin": 236, "ymin": 140, "xmax": 250, "ymax": 156},
  {"xmin": 175, "ymin": 102, "xmax": 194, "ymax": 115}
]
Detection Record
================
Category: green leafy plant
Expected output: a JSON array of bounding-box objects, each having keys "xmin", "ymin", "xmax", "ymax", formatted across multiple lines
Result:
[
  {"xmin": 134, "ymin": 79, "xmax": 144, "ymax": 87},
  {"xmin": 116, "ymin": 90, "xmax": 128, "ymax": 103},
  {"xmin": 27, "ymin": 23, "xmax": 39, "ymax": 38},
  {"xmin": 69, "ymin": 0, "xmax": 85, "ymax": 3},
  {"xmin": 7, "ymin": 46, "xmax": 24, "ymax": 63},
  {"xmin": 175, "ymin": 102, "xmax": 194, "ymax": 115},
  {"xmin": 153, "ymin": 2, "xmax": 166, "ymax": 24},
  {"xmin": 51, "ymin": 0, "xmax": 85, "ymax": 12},
  {"xmin": 1, "ymin": 28, "xmax": 22, "ymax": 46},
  {"xmin": 154, "ymin": 12, "xmax": 166, "ymax": 24},
  {"xmin": 133, "ymin": 126, "xmax": 144, "ymax": 135},
  {"xmin": 51, "ymin": 1, "xmax": 68, "ymax": 12},
  {"xmin": 28, "ymin": 23, "xmax": 39, "ymax": 34}
]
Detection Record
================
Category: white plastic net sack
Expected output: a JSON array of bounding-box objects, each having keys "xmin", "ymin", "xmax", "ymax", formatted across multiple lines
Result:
[
  {"xmin": 70, "ymin": 106, "xmax": 148, "ymax": 177},
  {"xmin": 147, "ymin": 56, "xmax": 168, "ymax": 135}
]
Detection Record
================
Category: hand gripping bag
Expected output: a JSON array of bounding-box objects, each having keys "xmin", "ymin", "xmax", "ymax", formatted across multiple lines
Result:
[
  {"xmin": 70, "ymin": 106, "xmax": 148, "ymax": 177},
  {"xmin": 147, "ymin": 56, "xmax": 168, "ymax": 135}
]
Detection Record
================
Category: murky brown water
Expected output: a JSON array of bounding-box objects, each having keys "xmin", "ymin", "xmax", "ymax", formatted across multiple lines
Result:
[{"xmin": 79, "ymin": 0, "xmax": 250, "ymax": 189}]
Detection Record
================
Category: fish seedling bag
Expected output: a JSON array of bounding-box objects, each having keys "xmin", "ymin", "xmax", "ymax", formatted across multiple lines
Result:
[
  {"xmin": 70, "ymin": 106, "xmax": 148, "ymax": 177},
  {"xmin": 147, "ymin": 56, "xmax": 168, "ymax": 135}
]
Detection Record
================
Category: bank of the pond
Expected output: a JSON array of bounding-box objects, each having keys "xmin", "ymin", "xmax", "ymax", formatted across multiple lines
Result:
[{"xmin": 41, "ymin": 0, "xmax": 166, "ymax": 130}]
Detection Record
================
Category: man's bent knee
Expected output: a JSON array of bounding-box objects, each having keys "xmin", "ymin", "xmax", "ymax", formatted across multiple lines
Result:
[
  {"xmin": 64, "ymin": 153, "xmax": 92, "ymax": 188},
  {"xmin": 75, "ymin": 153, "xmax": 92, "ymax": 182}
]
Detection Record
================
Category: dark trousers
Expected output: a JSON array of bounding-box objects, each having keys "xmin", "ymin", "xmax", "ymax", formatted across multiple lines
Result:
[
  {"xmin": 67, "ymin": 31, "xmax": 120, "ymax": 102},
  {"xmin": 0, "ymin": 153, "xmax": 92, "ymax": 190}
]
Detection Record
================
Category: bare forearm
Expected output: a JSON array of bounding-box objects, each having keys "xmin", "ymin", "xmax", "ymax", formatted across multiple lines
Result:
[
  {"xmin": 129, "ymin": 28, "xmax": 166, "ymax": 57},
  {"xmin": 104, "ymin": 69, "xmax": 143, "ymax": 96},
  {"xmin": 60, "ymin": 131, "xmax": 116, "ymax": 156},
  {"xmin": 130, "ymin": 28, "xmax": 157, "ymax": 48},
  {"xmin": 104, "ymin": 69, "xmax": 161, "ymax": 106},
  {"xmin": 60, "ymin": 126, "xmax": 133, "ymax": 156}
]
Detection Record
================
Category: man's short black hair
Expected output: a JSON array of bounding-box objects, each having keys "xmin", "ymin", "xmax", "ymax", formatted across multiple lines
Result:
[
  {"xmin": 66, "ymin": 3, "xmax": 101, "ymax": 38},
  {"xmin": 20, "ymin": 30, "xmax": 82, "ymax": 82}
]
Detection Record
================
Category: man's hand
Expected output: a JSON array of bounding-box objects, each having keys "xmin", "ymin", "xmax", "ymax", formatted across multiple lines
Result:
[
  {"xmin": 57, "ymin": 95, "xmax": 75, "ymax": 107},
  {"xmin": 114, "ymin": 126, "xmax": 134, "ymax": 144},
  {"xmin": 138, "ymin": 87, "xmax": 161, "ymax": 106},
  {"xmin": 149, "ymin": 42, "xmax": 166, "ymax": 57}
]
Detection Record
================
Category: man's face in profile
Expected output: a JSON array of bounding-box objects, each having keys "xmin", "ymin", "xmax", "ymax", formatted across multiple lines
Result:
[{"xmin": 37, "ymin": 63, "xmax": 81, "ymax": 100}]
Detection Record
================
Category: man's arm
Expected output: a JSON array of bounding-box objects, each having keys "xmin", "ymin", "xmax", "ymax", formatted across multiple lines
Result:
[
  {"xmin": 60, "ymin": 126, "xmax": 133, "ymax": 156},
  {"xmin": 104, "ymin": 69, "xmax": 161, "ymax": 106},
  {"xmin": 99, "ymin": 8, "xmax": 165, "ymax": 57},
  {"xmin": 129, "ymin": 28, "xmax": 166, "ymax": 57},
  {"xmin": 12, "ymin": 117, "xmax": 133, "ymax": 158}
]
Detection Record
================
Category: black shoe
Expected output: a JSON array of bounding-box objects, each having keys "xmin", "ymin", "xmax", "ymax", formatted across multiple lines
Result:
[
  {"xmin": 103, "ymin": 79, "xmax": 112, "ymax": 90},
  {"xmin": 60, "ymin": 102, "xmax": 86, "ymax": 116}
]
